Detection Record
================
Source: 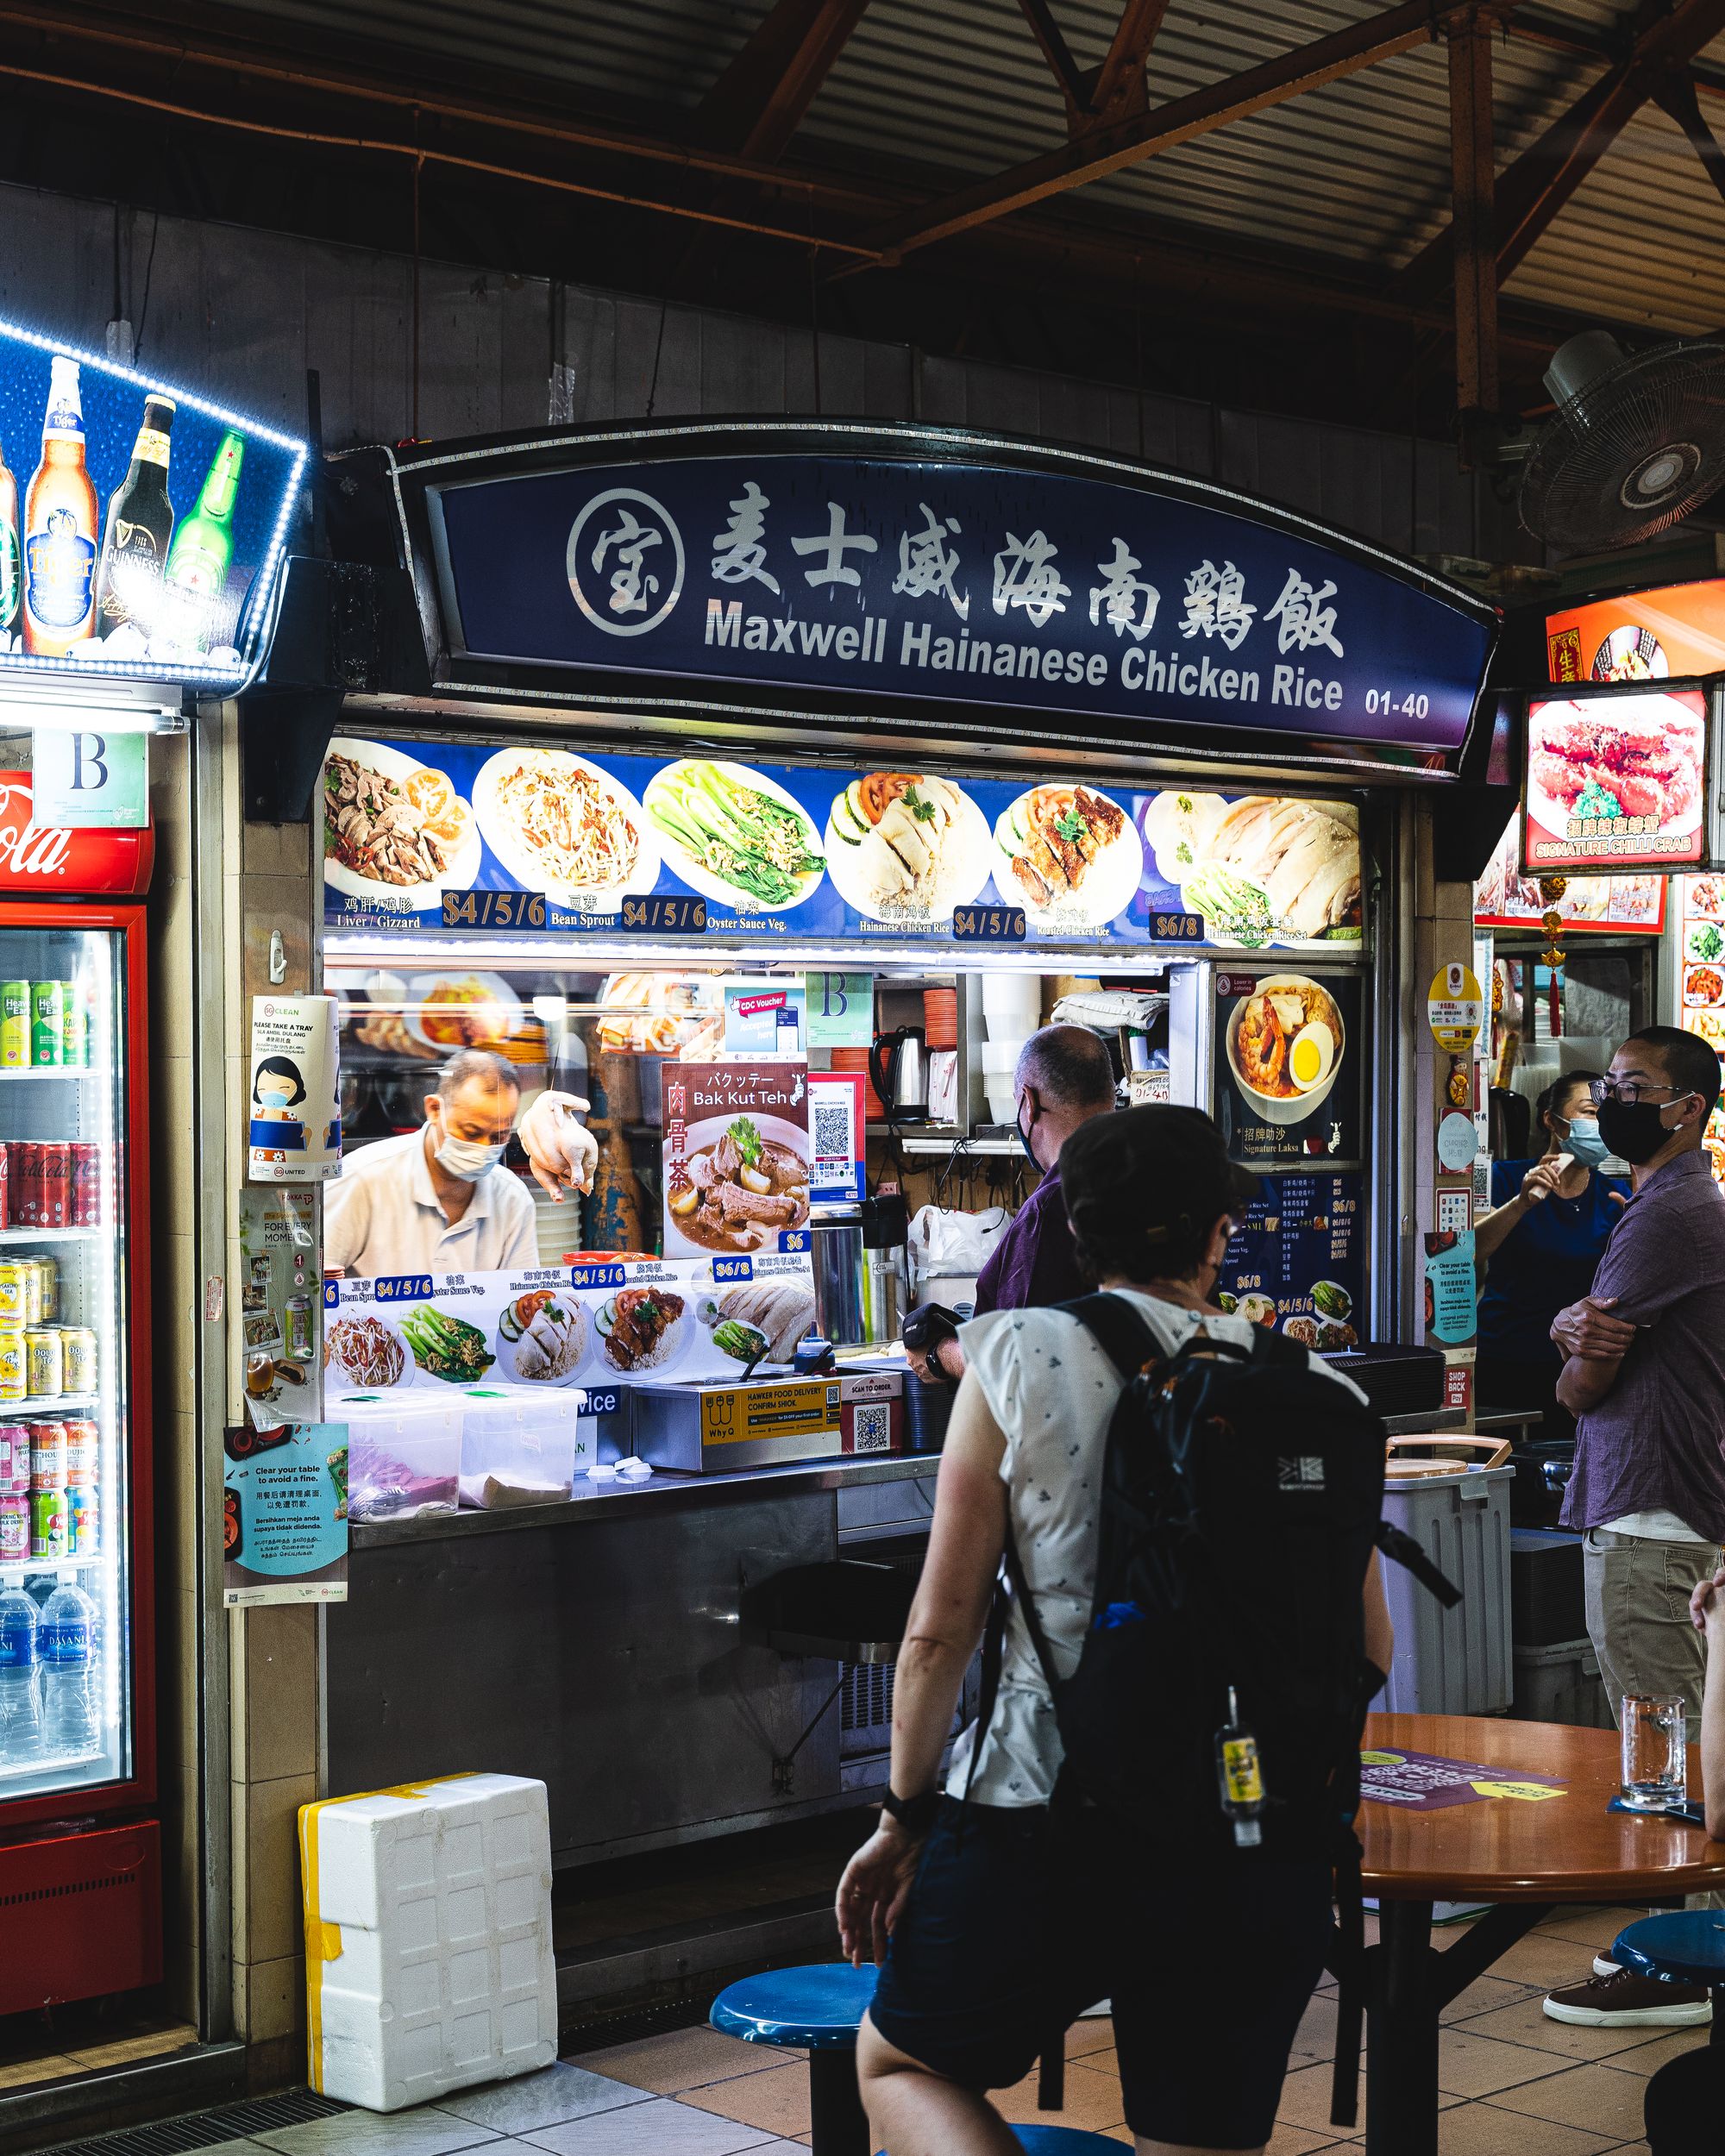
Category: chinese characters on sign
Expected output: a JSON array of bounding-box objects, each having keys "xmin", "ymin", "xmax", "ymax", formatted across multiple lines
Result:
[
  {"xmin": 1523, "ymin": 691, "xmax": 1709, "ymax": 874},
  {"xmin": 431, "ymin": 453, "xmax": 1494, "ymax": 754}
]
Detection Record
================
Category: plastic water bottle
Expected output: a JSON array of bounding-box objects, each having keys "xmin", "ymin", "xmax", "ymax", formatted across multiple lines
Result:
[
  {"xmin": 0, "ymin": 1585, "xmax": 41, "ymax": 1763},
  {"xmin": 36, "ymin": 1583, "xmax": 97, "ymax": 1755}
]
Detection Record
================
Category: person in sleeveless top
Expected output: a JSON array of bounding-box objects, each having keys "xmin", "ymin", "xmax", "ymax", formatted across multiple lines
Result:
[{"xmin": 837, "ymin": 1105, "xmax": 1393, "ymax": 2156}]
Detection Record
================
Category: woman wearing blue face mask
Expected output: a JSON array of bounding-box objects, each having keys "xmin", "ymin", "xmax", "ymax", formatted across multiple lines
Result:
[{"xmin": 1475, "ymin": 1070, "xmax": 1629, "ymax": 1449}]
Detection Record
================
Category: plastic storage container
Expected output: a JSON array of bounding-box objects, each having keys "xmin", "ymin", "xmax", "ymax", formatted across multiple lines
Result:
[
  {"xmin": 456, "ymin": 1384, "xmax": 584, "ymax": 1507},
  {"xmin": 342, "ymin": 1395, "xmax": 461, "ymax": 1522},
  {"xmin": 1511, "ymin": 1636, "xmax": 1613, "ymax": 1729},
  {"xmin": 1379, "ymin": 1437, "xmax": 1515, "ymax": 1715},
  {"xmin": 1510, "ymin": 1527, "xmax": 1585, "ymax": 1647}
]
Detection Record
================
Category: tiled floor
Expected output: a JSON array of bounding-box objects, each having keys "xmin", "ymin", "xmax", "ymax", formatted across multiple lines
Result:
[{"xmin": 206, "ymin": 1908, "xmax": 1703, "ymax": 2156}]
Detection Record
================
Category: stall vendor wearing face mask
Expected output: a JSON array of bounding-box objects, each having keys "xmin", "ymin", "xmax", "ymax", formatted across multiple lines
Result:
[
  {"xmin": 906, "ymin": 1025, "xmax": 1115, "ymax": 1387},
  {"xmin": 324, "ymin": 1047, "xmax": 598, "ymax": 1278},
  {"xmin": 1473, "ymin": 1070, "xmax": 1629, "ymax": 1444}
]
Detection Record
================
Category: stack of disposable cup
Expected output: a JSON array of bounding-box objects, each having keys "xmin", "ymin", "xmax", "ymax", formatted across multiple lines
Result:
[{"xmin": 980, "ymin": 977, "xmax": 1040, "ymax": 1124}]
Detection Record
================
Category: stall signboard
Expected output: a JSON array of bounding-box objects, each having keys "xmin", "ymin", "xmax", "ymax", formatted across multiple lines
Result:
[
  {"xmin": 223, "ymin": 1423, "xmax": 348, "ymax": 1606},
  {"xmin": 1677, "ymin": 873, "xmax": 1725, "ymax": 1188},
  {"xmin": 323, "ymin": 737, "xmax": 1367, "ymax": 958},
  {"xmin": 662, "ymin": 1062, "xmax": 809, "ymax": 1262},
  {"xmin": 1546, "ymin": 580, "xmax": 1725, "ymax": 683},
  {"xmin": 1474, "ymin": 814, "xmax": 1664, "ymax": 935},
  {"xmin": 0, "ymin": 317, "xmax": 304, "ymax": 689},
  {"xmin": 325, "ymin": 1252, "xmax": 819, "ymax": 1398},
  {"xmin": 429, "ymin": 449, "xmax": 1493, "ymax": 755},
  {"xmin": 1522, "ymin": 689, "xmax": 1710, "ymax": 874},
  {"xmin": 1212, "ymin": 969, "xmax": 1362, "ymax": 1169},
  {"xmin": 1220, "ymin": 1169, "xmax": 1362, "ymax": 1345}
]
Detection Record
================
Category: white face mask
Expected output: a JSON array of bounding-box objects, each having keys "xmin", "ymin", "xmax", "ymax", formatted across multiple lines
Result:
[{"xmin": 429, "ymin": 1106, "xmax": 506, "ymax": 1182}]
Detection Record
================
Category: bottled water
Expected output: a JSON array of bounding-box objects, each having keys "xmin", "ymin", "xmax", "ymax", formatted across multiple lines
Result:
[
  {"xmin": 0, "ymin": 1584, "xmax": 41, "ymax": 1764},
  {"xmin": 36, "ymin": 1583, "xmax": 98, "ymax": 1755}
]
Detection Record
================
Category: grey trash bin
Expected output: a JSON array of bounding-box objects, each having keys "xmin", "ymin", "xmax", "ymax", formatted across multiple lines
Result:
[{"xmin": 1379, "ymin": 1437, "xmax": 1515, "ymax": 1715}]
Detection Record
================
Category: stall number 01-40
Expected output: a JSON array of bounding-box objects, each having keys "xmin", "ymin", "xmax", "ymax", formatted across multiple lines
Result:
[{"xmin": 1363, "ymin": 690, "xmax": 1431, "ymax": 719}]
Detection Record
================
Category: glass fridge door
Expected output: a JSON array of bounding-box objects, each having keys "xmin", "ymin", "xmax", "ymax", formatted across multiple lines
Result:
[{"xmin": 0, "ymin": 922, "xmax": 133, "ymax": 1799}]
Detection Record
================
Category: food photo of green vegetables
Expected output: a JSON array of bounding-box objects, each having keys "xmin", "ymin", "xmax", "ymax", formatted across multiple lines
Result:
[
  {"xmin": 647, "ymin": 761, "xmax": 825, "ymax": 907},
  {"xmin": 400, "ymin": 1306, "xmax": 496, "ymax": 1382}
]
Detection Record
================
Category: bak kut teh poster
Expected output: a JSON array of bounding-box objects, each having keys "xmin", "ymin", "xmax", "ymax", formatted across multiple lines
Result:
[{"xmin": 662, "ymin": 1062, "xmax": 810, "ymax": 1263}]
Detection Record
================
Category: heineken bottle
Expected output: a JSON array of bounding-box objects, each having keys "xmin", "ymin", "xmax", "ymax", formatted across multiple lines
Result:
[
  {"xmin": 95, "ymin": 394, "xmax": 176, "ymax": 638},
  {"xmin": 163, "ymin": 429, "xmax": 242, "ymax": 642}
]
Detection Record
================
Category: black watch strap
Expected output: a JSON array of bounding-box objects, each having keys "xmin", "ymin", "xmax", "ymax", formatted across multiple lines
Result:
[{"xmin": 881, "ymin": 1786, "xmax": 941, "ymax": 1833}]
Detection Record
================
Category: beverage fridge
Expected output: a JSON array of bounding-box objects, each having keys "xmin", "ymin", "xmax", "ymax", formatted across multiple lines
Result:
[{"xmin": 0, "ymin": 826, "xmax": 160, "ymax": 2009}]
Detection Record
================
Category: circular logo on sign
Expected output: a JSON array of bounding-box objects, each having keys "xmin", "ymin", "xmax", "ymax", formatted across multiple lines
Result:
[{"xmin": 566, "ymin": 488, "xmax": 685, "ymax": 637}]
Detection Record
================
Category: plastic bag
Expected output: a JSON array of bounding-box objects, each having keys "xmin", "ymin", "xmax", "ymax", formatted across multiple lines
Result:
[{"xmin": 907, "ymin": 1203, "xmax": 1011, "ymax": 1285}]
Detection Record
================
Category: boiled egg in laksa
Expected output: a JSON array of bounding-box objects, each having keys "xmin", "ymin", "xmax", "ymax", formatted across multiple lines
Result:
[{"xmin": 1287, "ymin": 1019, "xmax": 1336, "ymax": 1092}]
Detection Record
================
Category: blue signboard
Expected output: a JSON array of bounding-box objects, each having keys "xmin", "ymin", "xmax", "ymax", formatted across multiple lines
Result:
[
  {"xmin": 428, "ymin": 451, "xmax": 1493, "ymax": 755},
  {"xmin": 323, "ymin": 735, "xmax": 1370, "ymax": 957},
  {"xmin": 1221, "ymin": 1170, "xmax": 1364, "ymax": 1345},
  {"xmin": 0, "ymin": 317, "xmax": 304, "ymax": 690}
]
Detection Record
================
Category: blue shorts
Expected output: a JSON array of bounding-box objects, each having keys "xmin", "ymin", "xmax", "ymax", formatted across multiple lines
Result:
[{"xmin": 869, "ymin": 1798, "xmax": 1331, "ymax": 2151}]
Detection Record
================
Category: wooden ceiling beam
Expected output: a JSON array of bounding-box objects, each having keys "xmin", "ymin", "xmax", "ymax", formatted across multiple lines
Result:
[
  {"xmin": 690, "ymin": 0, "xmax": 875, "ymax": 161},
  {"xmin": 1013, "ymin": 0, "xmax": 1092, "ymax": 128},
  {"xmin": 1447, "ymin": 7, "xmax": 1498, "ymax": 444},
  {"xmin": 1393, "ymin": 0, "xmax": 1725, "ymax": 301},
  {"xmin": 1088, "ymin": 0, "xmax": 1174, "ymax": 124},
  {"xmin": 837, "ymin": 0, "xmax": 1471, "ymax": 271},
  {"xmin": 1653, "ymin": 67, "xmax": 1725, "ymax": 209}
]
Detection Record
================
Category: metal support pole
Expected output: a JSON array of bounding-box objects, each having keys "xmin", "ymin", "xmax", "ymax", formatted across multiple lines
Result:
[{"xmin": 1365, "ymin": 1898, "xmax": 1439, "ymax": 2156}]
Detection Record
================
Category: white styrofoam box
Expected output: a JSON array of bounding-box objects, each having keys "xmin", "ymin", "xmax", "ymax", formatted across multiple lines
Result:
[{"xmin": 300, "ymin": 1771, "xmax": 557, "ymax": 2110}]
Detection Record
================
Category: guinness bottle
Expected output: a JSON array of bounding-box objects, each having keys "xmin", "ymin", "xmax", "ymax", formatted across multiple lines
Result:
[{"xmin": 95, "ymin": 394, "xmax": 175, "ymax": 638}]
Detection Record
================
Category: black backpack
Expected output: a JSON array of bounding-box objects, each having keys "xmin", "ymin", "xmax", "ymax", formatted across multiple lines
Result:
[{"xmin": 970, "ymin": 1292, "xmax": 1459, "ymax": 2128}]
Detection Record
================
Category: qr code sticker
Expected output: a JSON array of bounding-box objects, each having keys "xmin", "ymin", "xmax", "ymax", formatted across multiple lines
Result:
[
  {"xmin": 851, "ymin": 1403, "xmax": 890, "ymax": 1454},
  {"xmin": 812, "ymin": 1100, "xmax": 852, "ymax": 1162}
]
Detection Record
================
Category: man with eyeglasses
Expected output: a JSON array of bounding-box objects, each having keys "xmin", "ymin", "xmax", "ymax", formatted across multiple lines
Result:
[{"xmin": 1540, "ymin": 1026, "xmax": 1725, "ymax": 2032}]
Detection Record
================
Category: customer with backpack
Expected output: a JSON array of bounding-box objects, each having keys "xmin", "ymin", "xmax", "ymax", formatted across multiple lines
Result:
[{"xmin": 837, "ymin": 1105, "xmax": 1395, "ymax": 2156}]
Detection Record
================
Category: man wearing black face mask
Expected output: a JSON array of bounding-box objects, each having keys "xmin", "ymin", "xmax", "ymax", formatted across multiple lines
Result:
[
  {"xmin": 1541, "ymin": 1026, "xmax": 1725, "ymax": 2032},
  {"xmin": 904, "ymin": 1025, "xmax": 1115, "ymax": 1386}
]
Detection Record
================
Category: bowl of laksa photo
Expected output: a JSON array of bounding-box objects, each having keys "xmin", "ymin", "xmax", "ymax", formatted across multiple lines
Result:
[{"xmin": 1225, "ymin": 973, "xmax": 1346, "ymax": 1126}]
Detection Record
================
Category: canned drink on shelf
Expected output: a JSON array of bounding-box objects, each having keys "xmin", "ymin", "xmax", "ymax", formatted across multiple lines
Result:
[
  {"xmin": 9, "ymin": 1143, "xmax": 41, "ymax": 1229},
  {"xmin": 18, "ymin": 1258, "xmax": 43, "ymax": 1326},
  {"xmin": 60, "ymin": 1333, "xmax": 96, "ymax": 1398},
  {"xmin": 0, "ymin": 1326, "xmax": 24, "ymax": 1403},
  {"xmin": 0, "ymin": 1261, "xmax": 27, "ymax": 1325},
  {"xmin": 30, "ymin": 1482, "xmax": 66, "ymax": 1559},
  {"xmin": 38, "ymin": 1143, "xmax": 70, "ymax": 1229},
  {"xmin": 34, "ymin": 1255, "xmax": 57, "ymax": 1324},
  {"xmin": 61, "ymin": 982, "xmax": 86, "ymax": 1068},
  {"xmin": 0, "ymin": 1138, "xmax": 9, "ymax": 1231},
  {"xmin": 66, "ymin": 1477, "xmax": 97, "ymax": 1557},
  {"xmin": 70, "ymin": 1143, "xmax": 102, "ymax": 1226},
  {"xmin": 0, "ymin": 1488, "xmax": 26, "ymax": 1560},
  {"xmin": 62, "ymin": 1417, "xmax": 96, "ymax": 1479},
  {"xmin": 28, "ymin": 1421, "xmax": 65, "ymax": 1488},
  {"xmin": 0, "ymin": 981, "xmax": 28, "ymax": 1069},
  {"xmin": 29, "ymin": 981, "xmax": 62, "ymax": 1067},
  {"xmin": 0, "ymin": 1422, "xmax": 27, "ymax": 1490},
  {"xmin": 25, "ymin": 1328, "xmax": 62, "ymax": 1399}
]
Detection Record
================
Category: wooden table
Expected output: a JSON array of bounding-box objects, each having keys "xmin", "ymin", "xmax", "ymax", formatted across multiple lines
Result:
[{"xmin": 1356, "ymin": 1713, "xmax": 1725, "ymax": 2156}]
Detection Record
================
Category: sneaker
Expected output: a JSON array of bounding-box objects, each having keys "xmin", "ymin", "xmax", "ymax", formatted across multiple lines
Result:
[{"xmin": 1544, "ymin": 1969, "xmax": 1714, "ymax": 2027}]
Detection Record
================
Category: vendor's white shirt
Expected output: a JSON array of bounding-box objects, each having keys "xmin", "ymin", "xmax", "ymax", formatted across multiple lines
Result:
[
  {"xmin": 324, "ymin": 1128, "xmax": 537, "ymax": 1277},
  {"xmin": 945, "ymin": 1293, "xmax": 1368, "ymax": 1807}
]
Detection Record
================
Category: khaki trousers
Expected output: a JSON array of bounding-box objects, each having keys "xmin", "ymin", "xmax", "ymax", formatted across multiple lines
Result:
[{"xmin": 1583, "ymin": 1526, "xmax": 1723, "ymax": 1917}]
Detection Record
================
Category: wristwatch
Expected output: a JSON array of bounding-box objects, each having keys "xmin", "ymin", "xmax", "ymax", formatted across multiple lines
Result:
[{"xmin": 880, "ymin": 1786, "xmax": 941, "ymax": 1834}]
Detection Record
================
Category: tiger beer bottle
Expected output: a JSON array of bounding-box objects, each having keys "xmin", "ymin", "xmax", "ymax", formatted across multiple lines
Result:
[{"xmin": 22, "ymin": 357, "xmax": 99, "ymax": 657}]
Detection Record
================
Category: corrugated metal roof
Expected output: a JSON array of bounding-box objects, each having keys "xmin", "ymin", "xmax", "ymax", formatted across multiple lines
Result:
[{"xmin": 213, "ymin": 0, "xmax": 1725, "ymax": 336}]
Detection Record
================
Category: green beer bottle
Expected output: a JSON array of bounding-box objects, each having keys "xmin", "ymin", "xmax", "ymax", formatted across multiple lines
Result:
[{"xmin": 163, "ymin": 430, "xmax": 242, "ymax": 642}]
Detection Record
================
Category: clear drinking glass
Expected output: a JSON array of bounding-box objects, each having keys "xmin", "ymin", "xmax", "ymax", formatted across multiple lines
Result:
[{"xmin": 1620, "ymin": 1695, "xmax": 1688, "ymax": 1810}]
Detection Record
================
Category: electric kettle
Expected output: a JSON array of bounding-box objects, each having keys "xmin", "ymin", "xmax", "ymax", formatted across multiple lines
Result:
[{"xmin": 869, "ymin": 1026, "xmax": 929, "ymax": 1120}]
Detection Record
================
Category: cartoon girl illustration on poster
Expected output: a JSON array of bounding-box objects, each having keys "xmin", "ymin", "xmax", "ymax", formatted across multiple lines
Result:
[{"xmin": 249, "ymin": 1055, "xmax": 308, "ymax": 1150}]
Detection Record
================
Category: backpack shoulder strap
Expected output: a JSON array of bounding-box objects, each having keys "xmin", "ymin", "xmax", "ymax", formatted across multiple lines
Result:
[
  {"xmin": 1058, "ymin": 1290, "xmax": 1161, "ymax": 1380},
  {"xmin": 1000, "ymin": 1518, "xmax": 1064, "ymax": 1698}
]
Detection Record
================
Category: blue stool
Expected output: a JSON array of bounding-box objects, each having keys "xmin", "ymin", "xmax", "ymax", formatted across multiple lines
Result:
[
  {"xmin": 1613, "ymin": 1913, "xmax": 1725, "ymax": 2044},
  {"xmin": 881, "ymin": 2134, "xmax": 1118, "ymax": 2156},
  {"xmin": 711, "ymin": 1962, "xmax": 879, "ymax": 2156}
]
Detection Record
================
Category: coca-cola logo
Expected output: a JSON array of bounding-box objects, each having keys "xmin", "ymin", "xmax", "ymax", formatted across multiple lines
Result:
[
  {"xmin": 0, "ymin": 779, "xmax": 72, "ymax": 878},
  {"xmin": 0, "ymin": 771, "xmax": 153, "ymax": 896}
]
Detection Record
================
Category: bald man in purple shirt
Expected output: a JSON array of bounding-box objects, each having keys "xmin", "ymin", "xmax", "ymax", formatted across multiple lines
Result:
[{"xmin": 906, "ymin": 1025, "xmax": 1115, "ymax": 1387}]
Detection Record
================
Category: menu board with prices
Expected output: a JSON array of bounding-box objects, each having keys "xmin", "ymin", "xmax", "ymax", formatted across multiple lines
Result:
[
  {"xmin": 1522, "ymin": 690, "xmax": 1710, "ymax": 874},
  {"xmin": 1219, "ymin": 1170, "xmax": 1363, "ymax": 1349},
  {"xmin": 322, "ymin": 737, "xmax": 1368, "ymax": 961},
  {"xmin": 1212, "ymin": 970, "xmax": 1363, "ymax": 1170}
]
